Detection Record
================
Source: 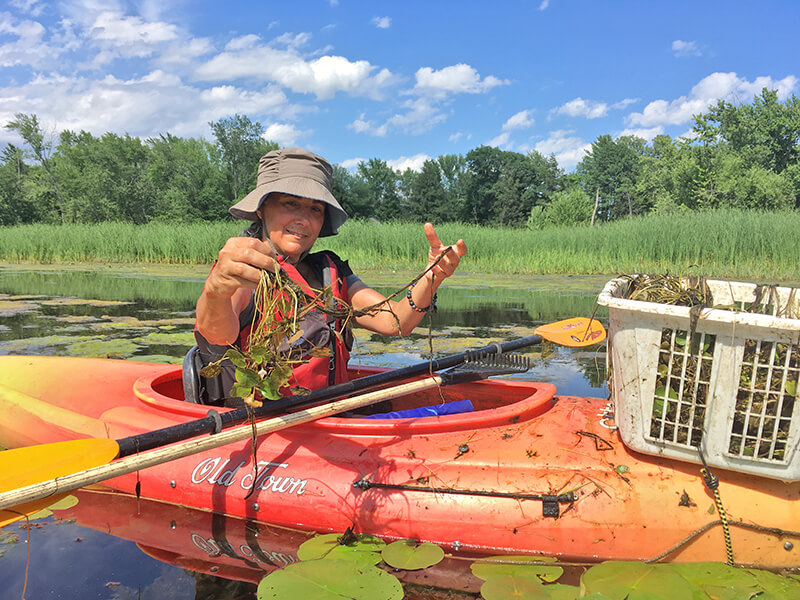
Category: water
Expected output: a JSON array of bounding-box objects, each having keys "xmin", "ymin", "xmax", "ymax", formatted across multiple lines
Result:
[{"xmin": 0, "ymin": 264, "xmax": 609, "ymax": 599}]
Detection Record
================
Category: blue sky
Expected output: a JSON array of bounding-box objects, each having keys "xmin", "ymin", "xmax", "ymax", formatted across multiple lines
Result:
[{"xmin": 1, "ymin": 1, "xmax": 797, "ymax": 171}]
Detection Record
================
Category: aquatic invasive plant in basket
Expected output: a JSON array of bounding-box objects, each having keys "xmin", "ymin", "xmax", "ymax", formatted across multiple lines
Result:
[
  {"xmin": 621, "ymin": 274, "xmax": 800, "ymax": 460},
  {"xmin": 732, "ymin": 339, "xmax": 797, "ymax": 461}
]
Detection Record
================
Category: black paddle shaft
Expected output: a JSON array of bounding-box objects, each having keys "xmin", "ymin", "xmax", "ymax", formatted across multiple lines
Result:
[{"xmin": 116, "ymin": 334, "xmax": 542, "ymax": 457}]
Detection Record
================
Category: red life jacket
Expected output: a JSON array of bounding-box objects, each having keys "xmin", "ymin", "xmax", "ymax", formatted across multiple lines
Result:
[{"xmin": 237, "ymin": 252, "xmax": 352, "ymax": 394}]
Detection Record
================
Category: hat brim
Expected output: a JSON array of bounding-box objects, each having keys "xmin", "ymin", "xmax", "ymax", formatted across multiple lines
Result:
[{"xmin": 229, "ymin": 176, "xmax": 347, "ymax": 237}]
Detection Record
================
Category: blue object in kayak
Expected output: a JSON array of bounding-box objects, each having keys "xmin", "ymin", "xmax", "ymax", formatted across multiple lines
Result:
[{"xmin": 362, "ymin": 399, "xmax": 474, "ymax": 419}]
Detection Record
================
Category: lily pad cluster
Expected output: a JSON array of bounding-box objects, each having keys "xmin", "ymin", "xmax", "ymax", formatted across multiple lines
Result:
[
  {"xmin": 472, "ymin": 559, "xmax": 800, "ymax": 600},
  {"xmin": 257, "ymin": 532, "xmax": 444, "ymax": 600}
]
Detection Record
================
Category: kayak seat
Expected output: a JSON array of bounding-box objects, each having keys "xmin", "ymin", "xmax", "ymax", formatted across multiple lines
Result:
[{"xmin": 182, "ymin": 345, "xmax": 227, "ymax": 406}]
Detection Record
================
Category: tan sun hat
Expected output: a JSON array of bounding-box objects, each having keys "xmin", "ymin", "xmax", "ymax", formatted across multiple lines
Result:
[{"xmin": 229, "ymin": 147, "xmax": 347, "ymax": 237}]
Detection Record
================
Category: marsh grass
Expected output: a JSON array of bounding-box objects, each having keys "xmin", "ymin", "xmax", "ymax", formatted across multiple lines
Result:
[{"xmin": 1, "ymin": 209, "xmax": 799, "ymax": 278}]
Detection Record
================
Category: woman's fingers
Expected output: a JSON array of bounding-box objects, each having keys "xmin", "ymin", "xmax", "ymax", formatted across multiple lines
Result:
[
  {"xmin": 424, "ymin": 223, "xmax": 467, "ymax": 279},
  {"xmin": 206, "ymin": 237, "xmax": 277, "ymax": 296}
]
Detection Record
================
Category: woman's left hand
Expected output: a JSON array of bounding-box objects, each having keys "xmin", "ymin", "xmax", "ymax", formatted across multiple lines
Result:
[{"xmin": 425, "ymin": 222, "xmax": 467, "ymax": 280}]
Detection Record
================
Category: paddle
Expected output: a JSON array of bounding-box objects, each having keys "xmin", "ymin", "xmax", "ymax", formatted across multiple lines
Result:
[
  {"xmin": 0, "ymin": 352, "xmax": 534, "ymax": 526},
  {"xmin": 0, "ymin": 316, "xmax": 605, "ymax": 526}
]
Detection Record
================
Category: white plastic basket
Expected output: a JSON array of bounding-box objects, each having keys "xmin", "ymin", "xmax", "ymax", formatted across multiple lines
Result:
[{"xmin": 597, "ymin": 276, "xmax": 800, "ymax": 481}]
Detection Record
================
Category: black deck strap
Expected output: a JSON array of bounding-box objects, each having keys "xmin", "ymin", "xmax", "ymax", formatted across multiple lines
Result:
[
  {"xmin": 206, "ymin": 409, "xmax": 223, "ymax": 434},
  {"xmin": 353, "ymin": 479, "xmax": 572, "ymax": 519},
  {"xmin": 541, "ymin": 494, "xmax": 560, "ymax": 518}
]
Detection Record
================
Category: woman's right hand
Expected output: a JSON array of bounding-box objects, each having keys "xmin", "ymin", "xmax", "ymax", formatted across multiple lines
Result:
[{"xmin": 203, "ymin": 236, "xmax": 278, "ymax": 298}]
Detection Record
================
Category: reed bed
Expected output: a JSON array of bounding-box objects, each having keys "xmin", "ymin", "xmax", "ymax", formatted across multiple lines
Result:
[{"xmin": 1, "ymin": 209, "xmax": 799, "ymax": 279}]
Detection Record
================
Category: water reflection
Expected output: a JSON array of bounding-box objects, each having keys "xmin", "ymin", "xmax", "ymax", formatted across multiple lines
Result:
[{"xmin": 2, "ymin": 487, "xmax": 517, "ymax": 599}]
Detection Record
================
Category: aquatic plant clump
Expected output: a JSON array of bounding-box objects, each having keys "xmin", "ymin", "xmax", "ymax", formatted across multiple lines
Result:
[
  {"xmin": 731, "ymin": 339, "xmax": 798, "ymax": 461},
  {"xmin": 201, "ymin": 251, "xmax": 449, "ymax": 406}
]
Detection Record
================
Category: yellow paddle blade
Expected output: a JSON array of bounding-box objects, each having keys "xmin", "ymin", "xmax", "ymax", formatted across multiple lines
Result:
[
  {"xmin": 0, "ymin": 494, "xmax": 73, "ymax": 528},
  {"xmin": 0, "ymin": 438, "xmax": 119, "ymax": 528},
  {"xmin": 534, "ymin": 317, "xmax": 606, "ymax": 347}
]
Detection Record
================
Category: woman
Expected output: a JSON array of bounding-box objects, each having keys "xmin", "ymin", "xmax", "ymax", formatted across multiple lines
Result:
[{"xmin": 195, "ymin": 148, "xmax": 467, "ymax": 401}]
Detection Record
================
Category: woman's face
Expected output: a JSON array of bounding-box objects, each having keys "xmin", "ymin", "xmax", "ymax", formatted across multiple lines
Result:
[{"xmin": 258, "ymin": 193, "xmax": 325, "ymax": 262}]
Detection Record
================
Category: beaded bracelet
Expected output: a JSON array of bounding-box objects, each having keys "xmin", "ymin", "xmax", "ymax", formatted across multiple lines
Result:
[{"xmin": 406, "ymin": 281, "xmax": 437, "ymax": 313}]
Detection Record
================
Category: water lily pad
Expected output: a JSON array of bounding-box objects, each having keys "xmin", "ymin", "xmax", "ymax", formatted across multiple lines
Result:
[
  {"xmin": 381, "ymin": 540, "xmax": 444, "ymax": 570},
  {"xmin": 671, "ymin": 562, "xmax": 756, "ymax": 590},
  {"xmin": 480, "ymin": 575, "xmax": 547, "ymax": 599},
  {"xmin": 580, "ymin": 562, "xmax": 693, "ymax": 600},
  {"xmin": 136, "ymin": 354, "xmax": 183, "ymax": 364},
  {"xmin": 298, "ymin": 533, "xmax": 385, "ymax": 565},
  {"xmin": 257, "ymin": 559, "xmax": 402, "ymax": 600},
  {"xmin": 541, "ymin": 583, "xmax": 581, "ymax": 600},
  {"xmin": 472, "ymin": 555, "xmax": 563, "ymax": 583},
  {"xmin": 40, "ymin": 298, "xmax": 131, "ymax": 307},
  {"xmin": 745, "ymin": 568, "xmax": 800, "ymax": 598},
  {"xmin": 66, "ymin": 338, "xmax": 139, "ymax": 358}
]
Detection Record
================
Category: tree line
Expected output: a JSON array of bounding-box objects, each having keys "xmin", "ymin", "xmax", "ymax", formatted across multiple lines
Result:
[{"xmin": 1, "ymin": 88, "xmax": 798, "ymax": 229}]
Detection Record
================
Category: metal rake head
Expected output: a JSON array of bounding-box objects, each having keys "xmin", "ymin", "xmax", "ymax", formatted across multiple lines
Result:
[{"xmin": 441, "ymin": 351, "xmax": 531, "ymax": 384}]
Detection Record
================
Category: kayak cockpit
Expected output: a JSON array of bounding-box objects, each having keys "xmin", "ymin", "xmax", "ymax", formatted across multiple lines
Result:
[{"xmin": 133, "ymin": 365, "xmax": 556, "ymax": 433}]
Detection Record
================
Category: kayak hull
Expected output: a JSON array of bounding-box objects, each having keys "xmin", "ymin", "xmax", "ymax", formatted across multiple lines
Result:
[{"xmin": 0, "ymin": 355, "xmax": 798, "ymax": 568}]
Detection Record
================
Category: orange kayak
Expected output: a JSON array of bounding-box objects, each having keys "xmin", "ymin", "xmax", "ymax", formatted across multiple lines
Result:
[{"xmin": 0, "ymin": 355, "xmax": 797, "ymax": 569}]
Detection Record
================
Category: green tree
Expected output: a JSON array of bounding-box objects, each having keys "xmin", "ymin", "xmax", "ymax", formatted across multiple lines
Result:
[
  {"xmin": 146, "ymin": 134, "xmax": 228, "ymax": 221},
  {"xmin": 408, "ymin": 159, "xmax": 447, "ymax": 221},
  {"xmin": 577, "ymin": 134, "xmax": 645, "ymax": 221},
  {"xmin": 462, "ymin": 146, "xmax": 508, "ymax": 224},
  {"xmin": 357, "ymin": 158, "xmax": 401, "ymax": 221},
  {"xmin": 436, "ymin": 154, "xmax": 467, "ymax": 218},
  {"xmin": 696, "ymin": 88, "xmax": 800, "ymax": 173},
  {"xmin": 545, "ymin": 187, "xmax": 594, "ymax": 226},
  {"xmin": 0, "ymin": 145, "xmax": 35, "ymax": 225},
  {"xmin": 55, "ymin": 131, "xmax": 153, "ymax": 223},
  {"xmin": 5, "ymin": 113, "xmax": 67, "ymax": 224},
  {"xmin": 209, "ymin": 114, "xmax": 277, "ymax": 201},
  {"xmin": 331, "ymin": 164, "xmax": 371, "ymax": 219}
]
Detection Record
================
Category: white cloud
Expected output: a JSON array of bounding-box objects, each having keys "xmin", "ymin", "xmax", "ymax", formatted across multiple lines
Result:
[
  {"xmin": 156, "ymin": 36, "xmax": 215, "ymax": 66},
  {"xmin": 672, "ymin": 39, "xmax": 701, "ymax": 58},
  {"xmin": 0, "ymin": 71, "xmax": 297, "ymax": 144},
  {"xmin": 89, "ymin": 10, "xmax": 178, "ymax": 47},
  {"xmin": 351, "ymin": 97, "xmax": 448, "ymax": 138},
  {"xmin": 534, "ymin": 130, "xmax": 591, "ymax": 170},
  {"xmin": 555, "ymin": 97, "xmax": 608, "ymax": 119},
  {"xmin": 502, "ymin": 109, "xmax": 534, "ymax": 130},
  {"xmin": 386, "ymin": 97, "xmax": 447, "ymax": 134},
  {"xmin": 487, "ymin": 131, "xmax": 511, "ymax": 148},
  {"xmin": 348, "ymin": 114, "xmax": 388, "ymax": 137},
  {"xmin": 225, "ymin": 34, "xmax": 261, "ymax": 51},
  {"xmin": 9, "ymin": 0, "xmax": 45, "ymax": 16},
  {"xmin": 371, "ymin": 16, "xmax": 391, "ymax": 29},
  {"xmin": 539, "ymin": 0, "xmax": 550, "ymax": 9},
  {"xmin": 387, "ymin": 154, "xmax": 429, "ymax": 172},
  {"xmin": 413, "ymin": 63, "xmax": 509, "ymax": 97},
  {"xmin": 0, "ymin": 13, "xmax": 63, "ymax": 68},
  {"xmin": 449, "ymin": 131, "xmax": 463, "ymax": 142},
  {"xmin": 339, "ymin": 157, "xmax": 364, "ymax": 170},
  {"xmin": 628, "ymin": 72, "xmax": 799, "ymax": 128},
  {"xmin": 263, "ymin": 122, "xmax": 310, "ymax": 147},
  {"xmin": 194, "ymin": 45, "xmax": 398, "ymax": 100}
]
